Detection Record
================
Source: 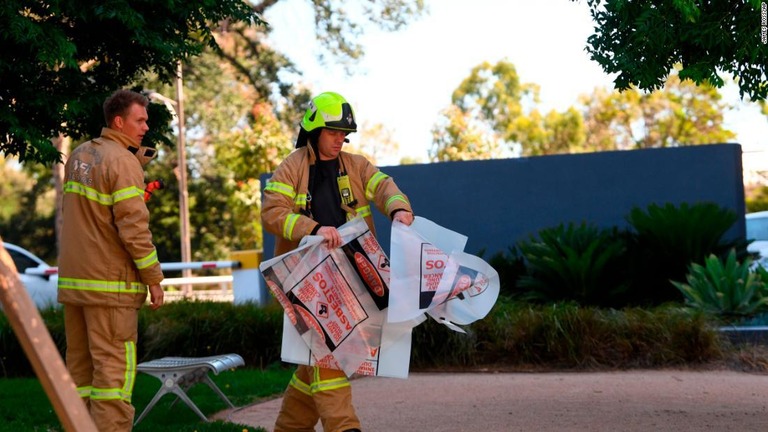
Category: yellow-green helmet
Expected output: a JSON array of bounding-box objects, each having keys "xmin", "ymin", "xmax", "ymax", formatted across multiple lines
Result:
[{"xmin": 296, "ymin": 92, "xmax": 357, "ymax": 148}]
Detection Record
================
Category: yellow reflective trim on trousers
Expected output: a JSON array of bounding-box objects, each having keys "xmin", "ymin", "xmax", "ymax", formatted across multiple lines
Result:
[
  {"xmin": 311, "ymin": 377, "xmax": 350, "ymax": 393},
  {"xmin": 385, "ymin": 195, "xmax": 409, "ymax": 212},
  {"xmin": 308, "ymin": 366, "xmax": 350, "ymax": 393},
  {"xmin": 288, "ymin": 373, "xmax": 312, "ymax": 396},
  {"xmin": 87, "ymin": 342, "xmax": 135, "ymax": 402},
  {"xmin": 77, "ymin": 386, "xmax": 93, "ymax": 399},
  {"xmin": 58, "ymin": 277, "xmax": 146, "ymax": 294},
  {"xmin": 91, "ymin": 387, "xmax": 131, "ymax": 401},
  {"xmin": 134, "ymin": 249, "xmax": 158, "ymax": 270},
  {"xmin": 122, "ymin": 341, "xmax": 136, "ymax": 402},
  {"xmin": 365, "ymin": 172, "xmax": 389, "ymax": 200},
  {"xmin": 283, "ymin": 213, "xmax": 300, "ymax": 240},
  {"xmin": 265, "ymin": 180, "xmax": 296, "ymax": 199}
]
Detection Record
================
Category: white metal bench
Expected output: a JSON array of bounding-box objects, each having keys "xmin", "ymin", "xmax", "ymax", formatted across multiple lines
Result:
[{"xmin": 133, "ymin": 353, "xmax": 245, "ymax": 425}]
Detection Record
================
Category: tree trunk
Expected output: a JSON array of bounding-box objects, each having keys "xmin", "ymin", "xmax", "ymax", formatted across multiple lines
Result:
[{"xmin": 51, "ymin": 134, "xmax": 70, "ymax": 256}]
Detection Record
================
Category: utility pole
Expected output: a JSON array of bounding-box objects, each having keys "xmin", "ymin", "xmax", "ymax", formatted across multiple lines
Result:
[
  {"xmin": 147, "ymin": 62, "xmax": 192, "ymax": 295},
  {"xmin": 175, "ymin": 61, "xmax": 193, "ymax": 295}
]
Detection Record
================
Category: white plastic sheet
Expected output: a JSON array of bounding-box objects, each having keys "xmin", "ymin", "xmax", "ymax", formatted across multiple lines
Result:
[
  {"xmin": 388, "ymin": 217, "xmax": 500, "ymax": 332},
  {"xmin": 260, "ymin": 218, "xmax": 418, "ymax": 377},
  {"xmin": 260, "ymin": 216, "xmax": 499, "ymax": 378}
]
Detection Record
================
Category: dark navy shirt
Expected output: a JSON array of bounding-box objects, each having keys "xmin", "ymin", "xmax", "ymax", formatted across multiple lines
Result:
[{"xmin": 309, "ymin": 158, "xmax": 346, "ymax": 228}]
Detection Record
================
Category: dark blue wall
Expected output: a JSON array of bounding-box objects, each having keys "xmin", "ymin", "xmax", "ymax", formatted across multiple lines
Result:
[{"xmin": 262, "ymin": 144, "xmax": 745, "ymax": 259}]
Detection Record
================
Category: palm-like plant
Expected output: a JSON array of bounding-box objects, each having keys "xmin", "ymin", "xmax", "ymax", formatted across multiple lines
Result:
[
  {"xmin": 626, "ymin": 202, "xmax": 748, "ymax": 305},
  {"xmin": 671, "ymin": 250, "xmax": 768, "ymax": 320},
  {"xmin": 517, "ymin": 222, "xmax": 630, "ymax": 307}
]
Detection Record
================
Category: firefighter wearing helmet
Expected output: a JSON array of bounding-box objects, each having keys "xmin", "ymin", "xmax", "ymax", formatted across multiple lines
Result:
[{"xmin": 262, "ymin": 92, "xmax": 415, "ymax": 431}]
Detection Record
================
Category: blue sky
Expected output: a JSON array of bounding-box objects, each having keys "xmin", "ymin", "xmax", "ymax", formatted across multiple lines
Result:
[{"xmin": 265, "ymin": 0, "xmax": 768, "ymax": 166}]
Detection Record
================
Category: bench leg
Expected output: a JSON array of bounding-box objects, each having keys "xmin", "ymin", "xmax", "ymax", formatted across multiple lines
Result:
[
  {"xmin": 134, "ymin": 383, "xmax": 210, "ymax": 425},
  {"xmin": 202, "ymin": 374, "xmax": 236, "ymax": 408},
  {"xmin": 168, "ymin": 386, "xmax": 209, "ymax": 422},
  {"xmin": 134, "ymin": 385, "xmax": 171, "ymax": 426}
]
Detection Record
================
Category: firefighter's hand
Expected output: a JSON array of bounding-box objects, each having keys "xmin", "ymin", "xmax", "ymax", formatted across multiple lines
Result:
[
  {"xmin": 148, "ymin": 284, "xmax": 164, "ymax": 310},
  {"xmin": 317, "ymin": 226, "xmax": 342, "ymax": 249},
  {"xmin": 393, "ymin": 210, "xmax": 414, "ymax": 226}
]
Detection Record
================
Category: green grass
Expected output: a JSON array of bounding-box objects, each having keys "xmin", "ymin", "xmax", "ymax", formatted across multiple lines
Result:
[{"xmin": 0, "ymin": 365, "xmax": 294, "ymax": 432}]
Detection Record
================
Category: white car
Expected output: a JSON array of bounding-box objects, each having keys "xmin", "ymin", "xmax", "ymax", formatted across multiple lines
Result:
[
  {"xmin": 746, "ymin": 211, "xmax": 768, "ymax": 268},
  {"xmin": 3, "ymin": 242, "xmax": 59, "ymax": 308}
]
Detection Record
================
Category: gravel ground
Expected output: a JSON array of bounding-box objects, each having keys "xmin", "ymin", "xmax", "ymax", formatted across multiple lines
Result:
[{"xmin": 214, "ymin": 369, "xmax": 768, "ymax": 432}]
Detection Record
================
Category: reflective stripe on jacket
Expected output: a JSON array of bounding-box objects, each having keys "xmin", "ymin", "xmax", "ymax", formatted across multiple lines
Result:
[
  {"xmin": 262, "ymin": 145, "xmax": 412, "ymax": 256},
  {"xmin": 58, "ymin": 128, "xmax": 163, "ymax": 308}
]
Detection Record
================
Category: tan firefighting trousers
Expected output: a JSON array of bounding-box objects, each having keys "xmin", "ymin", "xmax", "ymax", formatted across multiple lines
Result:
[
  {"xmin": 64, "ymin": 304, "xmax": 139, "ymax": 432},
  {"xmin": 274, "ymin": 365, "xmax": 362, "ymax": 432}
]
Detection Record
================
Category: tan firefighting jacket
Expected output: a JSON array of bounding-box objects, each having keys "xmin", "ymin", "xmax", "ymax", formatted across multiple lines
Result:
[
  {"xmin": 262, "ymin": 145, "xmax": 412, "ymax": 256},
  {"xmin": 58, "ymin": 128, "xmax": 163, "ymax": 308}
]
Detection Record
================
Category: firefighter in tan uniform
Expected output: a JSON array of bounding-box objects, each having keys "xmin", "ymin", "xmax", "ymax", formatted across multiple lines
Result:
[
  {"xmin": 262, "ymin": 92, "xmax": 414, "ymax": 432},
  {"xmin": 58, "ymin": 89, "xmax": 164, "ymax": 431}
]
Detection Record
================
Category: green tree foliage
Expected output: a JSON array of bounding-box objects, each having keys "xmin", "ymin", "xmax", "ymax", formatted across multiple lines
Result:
[
  {"xmin": 0, "ymin": 1, "xmax": 426, "ymax": 260},
  {"xmin": 432, "ymin": 59, "xmax": 737, "ymax": 159},
  {"xmin": 0, "ymin": 161, "xmax": 57, "ymax": 263},
  {"xmin": 746, "ymin": 185, "xmax": 768, "ymax": 213},
  {"xmin": 145, "ymin": 1, "xmax": 425, "ymax": 256},
  {"xmin": 430, "ymin": 60, "xmax": 584, "ymax": 159},
  {"xmin": 580, "ymin": 74, "xmax": 736, "ymax": 150},
  {"xmin": 429, "ymin": 105, "xmax": 503, "ymax": 161},
  {"xmin": 0, "ymin": 0, "xmax": 263, "ymax": 165},
  {"xmin": 513, "ymin": 106, "xmax": 586, "ymax": 156},
  {"xmin": 575, "ymin": 0, "xmax": 767, "ymax": 100},
  {"xmin": 0, "ymin": 158, "xmax": 33, "ymax": 220},
  {"xmin": 301, "ymin": 0, "xmax": 428, "ymax": 70},
  {"xmin": 213, "ymin": 102, "xmax": 293, "ymax": 253}
]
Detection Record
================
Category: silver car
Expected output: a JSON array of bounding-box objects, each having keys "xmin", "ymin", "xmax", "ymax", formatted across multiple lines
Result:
[
  {"xmin": 746, "ymin": 211, "xmax": 768, "ymax": 269},
  {"xmin": 2, "ymin": 242, "xmax": 58, "ymax": 308}
]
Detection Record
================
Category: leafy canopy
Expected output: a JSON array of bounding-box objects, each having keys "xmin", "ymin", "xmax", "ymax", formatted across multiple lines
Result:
[
  {"xmin": 0, "ymin": 0, "xmax": 263, "ymax": 165},
  {"xmin": 431, "ymin": 59, "xmax": 735, "ymax": 160},
  {"xmin": 576, "ymin": 0, "xmax": 768, "ymax": 100}
]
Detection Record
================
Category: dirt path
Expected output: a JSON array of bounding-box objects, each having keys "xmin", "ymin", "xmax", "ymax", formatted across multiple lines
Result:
[{"xmin": 215, "ymin": 370, "xmax": 768, "ymax": 431}]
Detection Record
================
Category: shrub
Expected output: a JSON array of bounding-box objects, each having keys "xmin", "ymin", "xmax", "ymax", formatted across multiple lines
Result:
[
  {"xmin": 1, "ymin": 299, "xmax": 725, "ymax": 377},
  {"xmin": 672, "ymin": 250, "xmax": 768, "ymax": 321},
  {"xmin": 487, "ymin": 246, "xmax": 527, "ymax": 299},
  {"xmin": 138, "ymin": 301, "xmax": 284, "ymax": 368},
  {"xmin": 0, "ymin": 301, "xmax": 284, "ymax": 378},
  {"xmin": 625, "ymin": 202, "xmax": 748, "ymax": 305},
  {"xmin": 515, "ymin": 222, "xmax": 631, "ymax": 307},
  {"xmin": 411, "ymin": 299, "xmax": 722, "ymax": 370},
  {"xmin": 0, "ymin": 305, "xmax": 65, "ymax": 378}
]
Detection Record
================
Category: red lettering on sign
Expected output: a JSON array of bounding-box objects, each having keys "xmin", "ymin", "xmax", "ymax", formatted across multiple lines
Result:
[
  {"xmin": 267, "ymin": 280, "xmax": 297, "ymax": 325},
  {"xmin": 423, "ymin": 273, "xmax": 441, "ymax": 291},
  {"xmin": 354, "ymin": 252, "xmax": 385, "ymax": 297},
  {"xmin": 295, "ymin": 306, "xmax": 325, "ymax": 342},
  {"xmin": 425, "ymin": 259, "xmax": 445, "ymax": 270},
  {"xmin": 327, "ymin": 320, "xmax": 343, "ymax": 342},
  {"xmin": 356, "ymin": 361, "xmax": 376, "ymax": 375}
]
